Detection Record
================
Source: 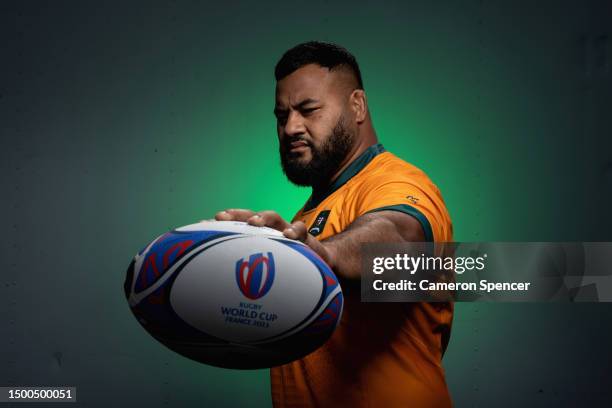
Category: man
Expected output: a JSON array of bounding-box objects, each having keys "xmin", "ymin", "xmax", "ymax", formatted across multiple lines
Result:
[{"xmin": 216, "ymin": 41, "xmax": 454, "ymax": 408}]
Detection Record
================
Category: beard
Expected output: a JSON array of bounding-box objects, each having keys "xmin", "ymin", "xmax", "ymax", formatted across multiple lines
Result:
[{"xmin": 280, "ymin": 114, "xmax": 356, "ymax": 188}]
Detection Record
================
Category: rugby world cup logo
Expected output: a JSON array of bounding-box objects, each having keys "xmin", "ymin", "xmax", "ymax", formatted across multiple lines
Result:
[{"xmin": 235, "ymin": 252, "xmax": 275, "ymax": 300}]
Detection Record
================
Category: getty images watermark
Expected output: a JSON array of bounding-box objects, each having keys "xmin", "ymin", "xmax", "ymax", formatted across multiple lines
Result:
[{"xmin": 361, "ymin": 243, "xmax": 612, "ymax": 302}]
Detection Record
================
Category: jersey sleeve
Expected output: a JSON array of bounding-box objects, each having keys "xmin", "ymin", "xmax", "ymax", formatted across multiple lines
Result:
[{"xmin": 354, "ymin": 174, "xmax": 452, "ymax": 242}]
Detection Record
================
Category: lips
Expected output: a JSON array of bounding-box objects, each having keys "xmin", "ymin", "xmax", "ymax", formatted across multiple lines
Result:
[
  {"xmin": 291, "ymin": 140, "xmax": 308, "ymax": 148},
  {"xmin": 287, "ymin": 140, "xmax": 310, "ymax": 154}
]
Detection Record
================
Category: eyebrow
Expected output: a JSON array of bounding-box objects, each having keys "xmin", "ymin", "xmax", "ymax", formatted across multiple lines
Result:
[{"xmin": 274, "ymin": 98, "xmax": 320, "ymax": 115}]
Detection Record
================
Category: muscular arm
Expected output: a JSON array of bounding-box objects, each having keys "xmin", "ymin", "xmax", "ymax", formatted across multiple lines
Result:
[
  {"xmin": 215, "ymin": 209, "xmax": 425, "ymax": 281},
  {"xmin": 321, "ymin": 211, "xmax": 425, "ymax": 280}
]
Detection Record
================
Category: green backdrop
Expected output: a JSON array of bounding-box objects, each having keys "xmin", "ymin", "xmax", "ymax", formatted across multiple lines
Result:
[{"xmin": 2, "ymin": 0, "xmax": 611, "ymax": 406}]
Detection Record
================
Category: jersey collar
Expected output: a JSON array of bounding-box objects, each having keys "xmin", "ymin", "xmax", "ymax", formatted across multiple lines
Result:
[{"xmin": 302, "ymin": 143, "xmax": 386, "ymax": 212}]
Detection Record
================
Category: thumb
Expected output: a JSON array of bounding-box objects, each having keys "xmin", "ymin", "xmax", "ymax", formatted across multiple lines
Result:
[{"xmin": 283, "ymin": 221, "xmax": 335, "ymax": 268}]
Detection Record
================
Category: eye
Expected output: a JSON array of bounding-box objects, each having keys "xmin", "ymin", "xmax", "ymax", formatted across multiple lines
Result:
[
  {"xmin": 274, "ymin": 111, "xmax": 288, "ymax": 125},
  {"xmin": 302, "ymin": 107, "xmax": 319, "ymax": 116}
]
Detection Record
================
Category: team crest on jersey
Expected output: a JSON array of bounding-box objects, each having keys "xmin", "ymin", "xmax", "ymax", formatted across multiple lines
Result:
[
  {"xmin": 235, "ymin": 252, "xmax": 275, "ymax": 300},
  {"xmin": 309, "ymin": 210, "xmax": 331, "ymax": 237}
]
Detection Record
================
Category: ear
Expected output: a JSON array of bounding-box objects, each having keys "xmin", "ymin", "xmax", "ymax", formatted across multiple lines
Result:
[{"xmin": 349, "ymin": 89, "xmax": 367, "ymax": 124}]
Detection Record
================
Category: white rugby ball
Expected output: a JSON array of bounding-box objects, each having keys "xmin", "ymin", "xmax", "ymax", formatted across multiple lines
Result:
[{"xmin": 124, "ymin": 221, "xmax": 343, "ymax": 369}]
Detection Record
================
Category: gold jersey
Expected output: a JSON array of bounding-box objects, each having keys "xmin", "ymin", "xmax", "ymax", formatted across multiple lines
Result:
[{"xmin": 271, "ymin": 144, "xmax": 454, "ymax": 408}]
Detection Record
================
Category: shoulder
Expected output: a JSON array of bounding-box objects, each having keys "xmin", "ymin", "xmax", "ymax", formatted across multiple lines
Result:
[
  {"xmin": 349, "ymin": 150, "xmax": 453, "ymax": 242},
  {"xmin": 355, "ymin": 151, "xmax": 440, "ymax": 194}
]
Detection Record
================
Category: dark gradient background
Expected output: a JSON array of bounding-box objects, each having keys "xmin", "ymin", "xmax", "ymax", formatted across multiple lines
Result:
[{"xmin": 2, "ymin": 1, "xmax": 612, "ymax": 407}]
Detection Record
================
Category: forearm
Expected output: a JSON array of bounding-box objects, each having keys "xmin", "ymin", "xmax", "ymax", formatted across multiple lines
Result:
[
  {"xmin": 215, "ymin": 208, "xmax": 426, "ymax": 281},
  {"xmin": 323, "ymin": 211, "xmax": 425, "ymax": 280}
]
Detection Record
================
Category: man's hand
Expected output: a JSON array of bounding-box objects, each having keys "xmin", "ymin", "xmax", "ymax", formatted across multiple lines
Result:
[{"xmin": 214, "ymin": 209, "xmax": 336, "ymax": 268}]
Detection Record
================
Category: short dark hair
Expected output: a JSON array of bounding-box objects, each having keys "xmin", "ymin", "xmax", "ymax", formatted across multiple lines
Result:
[{"xmin": 274, "ymin": 41, "xmax": 364, "ymax": 89}]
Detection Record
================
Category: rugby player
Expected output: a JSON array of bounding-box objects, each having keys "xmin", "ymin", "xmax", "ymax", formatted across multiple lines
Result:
[{"xmin": 216, "ymin": 41, "xmax": 454, "ymax": 408}]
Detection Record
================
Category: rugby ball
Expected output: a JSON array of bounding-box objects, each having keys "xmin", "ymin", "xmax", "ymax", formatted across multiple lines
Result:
[{"xmin": 124, "ymin": 220, "xmax": 343, "ymax": 369}]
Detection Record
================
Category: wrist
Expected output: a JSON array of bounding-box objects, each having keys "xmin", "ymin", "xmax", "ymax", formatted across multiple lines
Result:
[{"xmin": 320, "ymin": 241, "xmax": 338, "ymax": 271}]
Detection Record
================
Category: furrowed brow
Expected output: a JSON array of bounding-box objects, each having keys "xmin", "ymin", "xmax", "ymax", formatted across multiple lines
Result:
[
  {"xmin": 274, "ymin": 98, "xmax": 320, "ymax": 116},
  {"xmin": 294, "ymin": 98, "xmax": 319, "ymax": 109}
]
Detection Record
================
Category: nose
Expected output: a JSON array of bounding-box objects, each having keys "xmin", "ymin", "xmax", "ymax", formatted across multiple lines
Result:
[{"xmin": 283, "ymin": 111, "xmax": 305, "ymax": 137}]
